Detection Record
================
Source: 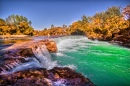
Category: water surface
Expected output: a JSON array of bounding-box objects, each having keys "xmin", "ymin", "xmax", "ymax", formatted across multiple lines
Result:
[{"xmin": 55, "ymin": 37, "xmax": 130, "ymax": 86}]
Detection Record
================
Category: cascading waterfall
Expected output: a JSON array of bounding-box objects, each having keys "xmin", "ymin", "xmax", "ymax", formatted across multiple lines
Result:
[
  {"xmin": 0, "ymin": 36, "xmax": 86, "ymax": 75},
  {"xmin": 0, "ymin": 41, "xmax": 57, "ymax": 74},
  {"xmin": 51, "ymin": 36, "xmax": 87, "ymax": 69},
  {"xmin": 52, "ymin": 35, "xmax": 85, "ymax": 44},
  {"xmin": 32, "ymin": 44, "xmax": 57, "ymax": 69}
]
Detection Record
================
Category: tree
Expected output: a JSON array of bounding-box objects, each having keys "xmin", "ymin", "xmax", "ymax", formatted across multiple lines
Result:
[
  {"xmin": 81, "ymin": 15, "xmax": 89, "ymax": 24},
  {"xmin": 51, "ymin": 24, "xmax": 54, "ymax": 28},
  {"xmin": 62, "ymin": 24, "xmax": 67, "ymax": 29},
  {"xmin": 44, "ymin": 28, "xmax": 47, "ymax": 30},
  {"xmin": 123, "ymin": 5, "xmax": 130, "ymax": 20},
  {"xmin": 0, "ymin": 18, "xmax": 6, "ymax": 26},
  {"xmin": 0, "ymin": 14, "xmax": 34, "ymax": 35},
  {"xmin": 123, "ymin": 5, "xmax": 130, "ymax": 27},
  {"xmin": 6, "ymin": 14, "xmax": 29, "ymax": 25},
  {"xmin": 104, "ymin": 6, "xmax": 121, "ymax": 18}
]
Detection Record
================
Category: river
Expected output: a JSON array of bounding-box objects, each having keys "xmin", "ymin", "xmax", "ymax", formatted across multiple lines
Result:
[
  {"xmin": 54, "ymin": 36, "xmax": 130, "ymax": 86},
  {"xmin": 0, "ymin": 36, "xmax": 130, "ymax": 86}
]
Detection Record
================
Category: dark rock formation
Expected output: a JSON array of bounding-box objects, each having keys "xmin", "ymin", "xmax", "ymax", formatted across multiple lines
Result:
[
  {"xmin": 0, "ymin": 40, "xmax": 58, "ymax": 74},
  {"xmin": 71, "ymin": 29, "xmax": 85, "ymax": 35},
  {"xmin": 112, "ymin": 27, "xmax": 130, "ymax": 48},
  {"xmin": 0, "ymin": 67, "xmax": 95, "ymax": 86},
  {"xmin": 40, "ymin": 40, "xmax": 58, "ymax": 53}
]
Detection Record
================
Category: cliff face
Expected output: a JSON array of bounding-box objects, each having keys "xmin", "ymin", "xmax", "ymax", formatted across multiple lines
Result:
[{"xmin": 0, "ymin": 39, "xmax": 95, "ymax": 86}]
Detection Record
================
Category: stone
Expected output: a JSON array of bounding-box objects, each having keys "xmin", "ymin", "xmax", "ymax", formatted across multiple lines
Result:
[
  {"xmin": 0, "ymin": 67, "xmax": 95, "ymax": 86},
  {"xmin": 40, "ymin": 40, "xmax": 58, "ymax": 53},
  {"xmin": 0, "ymin": 39, "xmax": 95, "ymax": 86}
]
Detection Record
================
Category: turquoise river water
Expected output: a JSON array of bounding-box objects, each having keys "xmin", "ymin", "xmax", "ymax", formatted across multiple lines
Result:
[
  {"xmin": 54, "ymin": 36, "xmax": 130, "ymax": 86},
  {"xmin": 0, "ymin": 36, "xmax": 130, "ymax": 86}
]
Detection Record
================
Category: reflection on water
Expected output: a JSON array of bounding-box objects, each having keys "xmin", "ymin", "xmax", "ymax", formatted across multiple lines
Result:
[
  {"xmin": 0, "ymin": 39, "xmax": 32, "ymax": 44},
  {"xmin": 0, "ymin": 36, "xmax": 49, "ymax": 49},
  {"xmin": 0, "ymin": 38, "xmax": 33, "ymax": 50}
]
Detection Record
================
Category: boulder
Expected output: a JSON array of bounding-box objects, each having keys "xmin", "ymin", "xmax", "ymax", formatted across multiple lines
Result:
[
  {"xmin": 112, "ymin": 27, "xmax": 130, "ymax": 48},
  {"xmin": 40, "ymin": 40, "xmax": 58, "ymax": 53},
  {"xmin": 0, "ymin": 39, "xmax": 95, "ymax": 86},
  {"xmin": 0, "ymin": 40, "xmax": 58, "ymax": 74},
  {"xmin": 0, "ymin": 67, "xmax": 95, "ymax": 86}
]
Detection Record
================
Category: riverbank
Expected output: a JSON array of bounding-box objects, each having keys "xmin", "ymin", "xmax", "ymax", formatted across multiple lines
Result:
[
  {"xmin": 86, "ymin": 27, "xmax": 130, "ymax": 48},
  {"xmin": 0, "ymin": 35, "xmax": 32, "ymax": 39}
]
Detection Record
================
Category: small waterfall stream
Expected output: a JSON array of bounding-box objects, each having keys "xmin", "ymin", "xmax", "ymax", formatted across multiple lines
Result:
[
  {"xmin": 0, "ymin": 41, "xmax": 57, "ymax": 74},
  {"xmin": 0, "ymin": 36, "xmax": 85, "ymax": 75},
  {"xmin": 32, "ymin": 44, "xmax": 57, "ymax": 69}
]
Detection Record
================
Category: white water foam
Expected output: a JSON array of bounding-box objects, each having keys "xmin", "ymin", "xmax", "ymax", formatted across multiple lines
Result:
[
  {"xmin": 32, "ymin": 44, "xmax": 57, "ymax": 69},
  {"xmin": 11, "ymin": 58, "xmax": 42, "ymax": 73},
  {"xmin": 56, "ymin": 52, "xmax": 65, "ymax": 56},
  {"xmin": 0, "ymin": 36, "xmax": 103, "ymax": 75},
  {"xmin": 54, "ymin": 79, "xmax": 67, "ymax": 86},
  {"xmin": 62, "ymin": 64, "xmax": 77, "ymax": 70},
  {"xmin": 0, "ymin": 57, "xmax": 42, "ymax": 75},
  {"xmin": 55, "ymin": 36, "xmax": 89, "ymax": 52},
  {"xmin": 0, "ymin": 42, "xmax": 58, "ymax": 74}
]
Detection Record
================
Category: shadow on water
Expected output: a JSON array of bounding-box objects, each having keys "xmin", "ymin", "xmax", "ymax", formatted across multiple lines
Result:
[
  {"xmin": 0, "ymin": 38, "xmax": 32, "ymax": 50},
  {"xmin": 0, "ymin": 44, "xmax": 14, "ymax": 50}
]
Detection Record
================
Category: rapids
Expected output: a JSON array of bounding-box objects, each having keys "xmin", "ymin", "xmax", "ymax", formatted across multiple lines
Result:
[
  {"xmin": 53, "ymin": 36, "xmax": 130, "ymax": 86},
  {"xmin": 0, "ymin": 36, "xmax": 130, "ymax": 86}
]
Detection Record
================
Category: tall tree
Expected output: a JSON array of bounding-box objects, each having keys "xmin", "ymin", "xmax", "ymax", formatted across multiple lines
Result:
[
  {"xmin": 6, "ymin": 14, "xmax": 29, "ymax": 25},
  {"xmin": 0, "ymin": 18, "xmax": 6, "ymax": 26},
  {"xmin": 105, "ymin": 6, "xmax": 121, "ymax": 18},
  {"xmin": 51, "ymin": 24, "xmax": 54, "ymax": 29},
  {"xmin": 0, "ymin": 14, "xmax": 34, "ymax": 35},
  {"xmin": 123, "ymin": 5, "xmax": 130, "ymax": 27},
  {"xmin": 123, "ymin": 5, "xmax": 130, "ymax": 20}
]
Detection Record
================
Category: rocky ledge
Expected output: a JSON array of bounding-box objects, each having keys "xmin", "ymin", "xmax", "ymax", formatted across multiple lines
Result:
[
  {"xmin": 40, "ymin": 39, "xmax": 58, "ymax": 53},
  {"xmin": 0, "ymin": 39, "xmax": 58, "ymax": 74},
  {"xmin": 0, "ymin": 67, "xmax": 94, "ymax": 86},
  {"xmin": 112, "ymin": 27, "xmax": 130, "ymax": 48},
  {"xmin": 0, "ymin": 39, "xmax": 95, "ymax": 86}
]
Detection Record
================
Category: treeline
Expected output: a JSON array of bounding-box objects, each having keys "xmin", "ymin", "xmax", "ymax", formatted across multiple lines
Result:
[
  {"xmin": 34, "ymin": 5, "xmax": 130, "ymax": 41},
  {"xmin": 0, "ymin": 5, "xmax": 129, "ymax": 42},
  {"xmin": 0, "ymin": 14, "xmax": 34, "ymax": 36}
]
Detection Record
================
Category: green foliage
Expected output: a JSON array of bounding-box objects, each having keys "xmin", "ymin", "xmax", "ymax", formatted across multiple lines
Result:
[
  {"xmin": 123, "ymin": 5, "xmax": 130, "ymax": 20},
  {"xmin": 0, "ymin": 18, "xmax": 6, "ymax": 26},
  {"xmin": 0, "ymin": 14, "xmax": 34, "ymax": 35},
  {"xmin": 34, "ymin": 6, "xmax": 129, "ymax": 41},
  {"xmin": 1, "ymin": 6, "xmax": 128, "ymax": 41}
]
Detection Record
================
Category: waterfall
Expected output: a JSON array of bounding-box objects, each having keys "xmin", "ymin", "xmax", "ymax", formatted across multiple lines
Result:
[
  {"xmin": 0, "ymin": 36, "xmax": 86, "ymax": 75},
  {"xmin": 32, "ymin": 44, "xmax": 57, "ymax": 69},
  {"xmin": 52, "ymin": 35, "xmax": 85, "ymax": 44},
  {"xmin": 0, "ymin": 41, "xmax": 57, "ymax": 74}
]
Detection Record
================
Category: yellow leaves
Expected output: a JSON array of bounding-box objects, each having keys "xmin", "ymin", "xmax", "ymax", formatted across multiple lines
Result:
[{"xmin": 71, "ymin": 22, "xmax": 81, "ymax": 29}]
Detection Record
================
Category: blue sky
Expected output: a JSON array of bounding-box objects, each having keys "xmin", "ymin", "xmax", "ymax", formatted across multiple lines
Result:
[{"xmin": 0, "ymin": 0, "xmax": 129, "ymax": 30}]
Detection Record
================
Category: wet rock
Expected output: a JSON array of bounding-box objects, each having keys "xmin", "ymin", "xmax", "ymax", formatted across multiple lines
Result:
[
  {"xmin": 112, "ymin": 27, "xmax": 130, "ymax": 48},
  {"xmin": 0, "ymin": 39, "xmax": 95, "ymax": 86},
  {"xmin": 0, "ymin": 67, "xmax": 95, "ymax": 86},
  {"xmin": 71, "ymin": 29, "xmax": 85, "ymax": 35},
  {"xmin": 0, "ymin": 40, "xmax": 57, "ymax": 74},
  {"xmin": 40, "ymin": 40, "xmax": 58, "ymax": 53}
]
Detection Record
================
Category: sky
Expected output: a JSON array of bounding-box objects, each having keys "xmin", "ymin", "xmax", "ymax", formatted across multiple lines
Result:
[{"xmin": 0, "ymin": 0, "xmax": 129, "ymax": 30}]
